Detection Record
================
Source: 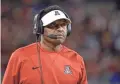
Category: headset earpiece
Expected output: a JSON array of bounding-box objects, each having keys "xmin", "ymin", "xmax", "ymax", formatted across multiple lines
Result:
[
  {"xmin": 33, "ymin": 13, "xmax": 44, "ymax": 36},
  {"xmin": 33, "ymin": 14, "xmax": 39, "ymax": 35},
  {"xmin": 63, "ymin": 12, "xmax": 71, "ymax": 36},
  {"xmin": 67, "ymin": 23, "xmax": 71, "ymax": 36}
]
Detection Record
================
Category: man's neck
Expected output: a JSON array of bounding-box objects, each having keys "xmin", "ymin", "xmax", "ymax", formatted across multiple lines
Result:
[{"xmin": 40, "ymin": 40, "xmax": 62, "ymax": 52}]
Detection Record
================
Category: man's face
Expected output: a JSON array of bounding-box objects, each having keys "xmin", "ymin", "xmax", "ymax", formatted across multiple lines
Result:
[{"xmin": 43, "ymin": 19, "xmax": 69, "ymax": 45}]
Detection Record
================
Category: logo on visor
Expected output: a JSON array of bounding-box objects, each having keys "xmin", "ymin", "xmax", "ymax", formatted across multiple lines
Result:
[{"xmin": 55, "ymin": 11, "xmax": 60, "ymax": 16}]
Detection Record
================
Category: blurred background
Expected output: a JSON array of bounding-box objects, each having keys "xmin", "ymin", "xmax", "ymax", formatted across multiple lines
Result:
[{"xmin": 1, "ymin": 0, "xmax": 120, "ymax": 84}]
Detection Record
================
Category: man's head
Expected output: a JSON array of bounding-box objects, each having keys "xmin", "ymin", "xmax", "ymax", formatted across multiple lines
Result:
[{"xmin": 34, "ymin": 5, "xmax": 71, "ymax": 45}]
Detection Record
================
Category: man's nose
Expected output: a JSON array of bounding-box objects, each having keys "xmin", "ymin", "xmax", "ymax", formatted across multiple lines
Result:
[{"xmin": 57, "ymin": 26, "xmax": 63, "ymax": 31}]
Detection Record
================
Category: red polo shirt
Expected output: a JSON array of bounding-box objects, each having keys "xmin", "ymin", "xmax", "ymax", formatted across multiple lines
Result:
[{"xmin": 2, "ymin": 43, "xmax": 88, "ymax": 84}]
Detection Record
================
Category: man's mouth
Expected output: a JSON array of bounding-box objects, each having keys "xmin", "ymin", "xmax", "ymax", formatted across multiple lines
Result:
[{"xmin": 57, "ymin": 35, "xmax": 65, "ymax": 39}]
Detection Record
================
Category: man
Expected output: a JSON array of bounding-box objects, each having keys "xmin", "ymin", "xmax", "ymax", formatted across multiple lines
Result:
[{"xmin": 2, "ymin": 5, "xmax": 88, "ymax": 84}]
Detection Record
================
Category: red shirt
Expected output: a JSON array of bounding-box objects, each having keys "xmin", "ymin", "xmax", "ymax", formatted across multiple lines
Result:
[{"xmin": 2, "ymin": 43, "xmax": 88, "ymax": 84}]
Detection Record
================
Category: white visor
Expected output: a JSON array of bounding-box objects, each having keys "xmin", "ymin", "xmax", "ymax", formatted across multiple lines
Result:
[{"xmin": 41, "ymin": 10, "xmax": 71, "ymax": 26}]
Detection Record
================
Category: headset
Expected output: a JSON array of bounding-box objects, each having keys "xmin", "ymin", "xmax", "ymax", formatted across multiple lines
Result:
[{"xmin": 33, "ymin": 9, "xmax": 72, "ymax": 39}]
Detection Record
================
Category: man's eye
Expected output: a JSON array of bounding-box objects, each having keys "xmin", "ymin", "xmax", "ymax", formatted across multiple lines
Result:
[
  {"xmin": 50, "ymin": 23, "xmax": 56, "ymax": 27},
  {"xmin": 46, "ymin": 22, "xmax": 67, "ymax": 29},
  {"xmin": 47, "ymin": 23, "xmax": 55, "ymax": 28}
]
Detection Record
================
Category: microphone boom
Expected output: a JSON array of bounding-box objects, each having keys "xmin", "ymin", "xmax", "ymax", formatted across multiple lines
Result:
[{"xmin": 47, "ymin": 34, "xmax": 58, "ymax": 39}]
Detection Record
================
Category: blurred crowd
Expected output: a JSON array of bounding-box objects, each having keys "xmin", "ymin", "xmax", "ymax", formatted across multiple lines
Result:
[{"xmin": 1, "ymin": 0, "xmax": 120, "ymax": 84}]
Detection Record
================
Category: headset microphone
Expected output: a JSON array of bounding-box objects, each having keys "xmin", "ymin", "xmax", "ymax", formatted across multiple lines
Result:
[{"xmin": 47, "ymin": 34, "xmax": 58, "ymax": 39}]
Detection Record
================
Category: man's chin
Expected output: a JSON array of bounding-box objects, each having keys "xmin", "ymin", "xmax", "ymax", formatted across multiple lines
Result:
[{"xmin": 53, "ymin": 39, "xmax": 64, "ymax": 45}]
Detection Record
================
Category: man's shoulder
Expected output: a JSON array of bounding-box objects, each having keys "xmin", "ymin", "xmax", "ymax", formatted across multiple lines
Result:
[
  {"xmin": 14, "ymin": 43, "xmax": 36, "ymax": 52},
  {"xmin": 63, "ymin": 46, "xmax": 79, "ymax": 54},
  {"xmin": 7, "ymin": 43, "xmax": 36, "ymax": 64},
  {"xmin": 63, "ymin": 46, "xmax": 83, "ymax": 59},
  {"xmin": 63, "ymin": 46, "xmax": 84, "ymax": 66},
  {"xmin": 11, "ymin": 43, "xmax": 36, "ymax": 58}
]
